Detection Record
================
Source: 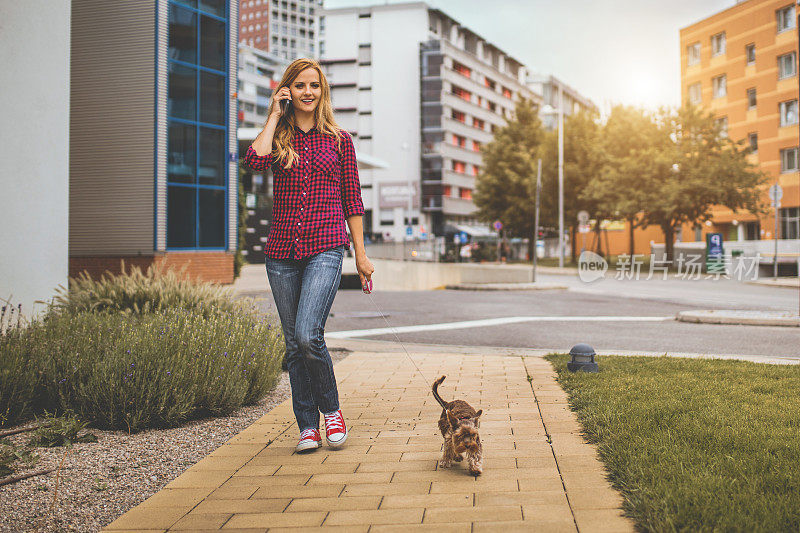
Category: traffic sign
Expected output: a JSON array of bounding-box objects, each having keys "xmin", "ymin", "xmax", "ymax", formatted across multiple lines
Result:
[
  {"xmin": 406, "ymin": 226, "xmax": 413, "ymax": 236},
  {"xmin": 577, "ymin": 210, "xmax": 590, "ymax": 225},
  {"xmin": 769, "ymin": 184, "xmax": 783, "ymax": 207},
  {"xmin": 493, "ymin": 220, "xmax": 503, "ymax": 231}
]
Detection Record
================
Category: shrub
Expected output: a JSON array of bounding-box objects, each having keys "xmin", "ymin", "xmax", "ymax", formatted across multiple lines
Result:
[
  {"xmin": 50, "ymin": 260, "xmax": 246, "ymax": 318},
  {"xmin": 0, "ymin": 304, "xmax": 41, "ymax": 428},
  {"xmin": 28, "ymin": 412, "xmax": 97, "ymax": 447},
  {"xmin": 1, "ymin": 305, "xmax": 284, "ymax": 431}
]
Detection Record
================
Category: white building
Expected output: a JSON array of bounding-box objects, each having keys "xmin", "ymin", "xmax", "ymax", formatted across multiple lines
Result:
[
  {"xmin": 238, "ymin": 44, "xmax": 288, "ymax": 127},
  {"xmin": 319, "ymin": 2, "xmax": 540, "ymax": 240},
  {"xmin": 528, "ymin": 74, "xmax": 597, "ymax": 130},
  {"xmin": 0, "ymin": 2, "xmax": 71, "ymax": 318}
]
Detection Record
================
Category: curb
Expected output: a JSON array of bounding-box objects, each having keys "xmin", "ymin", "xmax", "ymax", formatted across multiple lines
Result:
[
  {"xmin": 676, "ymin": 310, "xmax": 800, "ymax": 327},
  {"xmin": 444, "ymin": 282, "xmax": 569, "ymax": 291},
  {"xmin": 745, "ymin": 279, "xmax": 800, "ymax": 289}
]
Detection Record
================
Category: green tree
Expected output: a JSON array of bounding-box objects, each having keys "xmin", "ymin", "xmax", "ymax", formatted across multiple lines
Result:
[
  {"xmin": 539, "ymin": 108, "xmax": 606, "ymax": 259},
  {"xmin": 581, "ymin": 105, "xmax": 661, "ymax": 256},
  {"xmin": 473, "ymin": 98, "xmax": 544, "ymax": 259},
  {"xmin": 641, "ymin": 104, "xmax": 768, "ymax": 262}
]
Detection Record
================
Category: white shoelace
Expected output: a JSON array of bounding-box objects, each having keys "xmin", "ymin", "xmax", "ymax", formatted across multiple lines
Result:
[
  {"xmin": 299, "ymin": 428, "xmax": 319, "ymax": 440},
  {"xmin": 324, "ymin": 412, "xmax": 344, "ymax": 432}
]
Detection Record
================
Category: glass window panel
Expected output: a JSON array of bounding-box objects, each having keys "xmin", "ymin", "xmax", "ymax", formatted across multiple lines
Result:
[
  {"xmin": 199, "ymin": 0, "xmax": 225, "ymax": 17},
  {"xmin": 172, "ymin": 0, "xmax": 197, "ymax": 8},
  {"xmin": 168, "ymin": 63, "xmax": 196, "ymax": 119},
  {"xmin": 200, "ymin": 71, "xmax": 225, "ymax": 125},
  {"xmin": 201, "ymin": 16, "xmax": 226, "ymax": 71},
  {"xmin": 168, "ymin": 123, "xmax": 196, "ymax": 183},
  {"xmin": 199, "ymin": 127, "xmax": 225, "ymax": 186},
  {"xmin": 168, "ymin": 185, "xmax": 196, "ymax": 247},
  {"xmin": 169, "ymin": 5, "xmax": 197, "ymax": 63},
  {"xmin": 199, "ymin": 189, "xmax": 226, "ymax": 247}
]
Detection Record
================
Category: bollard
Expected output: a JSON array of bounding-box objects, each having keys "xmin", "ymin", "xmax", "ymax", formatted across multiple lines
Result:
[{"xmin": 567, "ymin": 343, "xmax": 599, "ymax": 373}]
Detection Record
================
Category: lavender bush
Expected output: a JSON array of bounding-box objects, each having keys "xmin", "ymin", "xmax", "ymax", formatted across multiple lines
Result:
[{"xmin": 1, "ymin": 305, "xmax": 284, "ymax": 431}]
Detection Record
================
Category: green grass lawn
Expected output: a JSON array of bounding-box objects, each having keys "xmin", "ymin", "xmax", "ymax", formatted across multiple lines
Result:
[{"xmin": 546, "ymin": 354, "xmax": 800, "ymax": 532}]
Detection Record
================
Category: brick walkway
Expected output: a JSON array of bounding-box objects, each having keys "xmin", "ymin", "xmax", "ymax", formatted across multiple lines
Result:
[{"xmin": 104, "ymin": 352, "xmax": 633, "ymax": 532}]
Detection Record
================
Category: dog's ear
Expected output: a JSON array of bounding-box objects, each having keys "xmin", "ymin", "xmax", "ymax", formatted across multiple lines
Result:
[
  {"xmin": 473, "ymin": 409, "xmax": 482, "ymax": 428},
  {"xmin": 446, "ymin": 409, "xmax": 459, "ymax": 429}
]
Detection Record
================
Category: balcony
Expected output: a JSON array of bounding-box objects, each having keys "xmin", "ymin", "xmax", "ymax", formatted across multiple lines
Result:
[{"xmin": 443, "ymin": 196, "xmax": 477, "ymax": 216}]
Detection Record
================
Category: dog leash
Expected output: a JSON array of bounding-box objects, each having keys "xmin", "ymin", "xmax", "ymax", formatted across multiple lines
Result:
[{"xmin": 360, "ymin": 278, "xmax": 433, "ymax": 387}]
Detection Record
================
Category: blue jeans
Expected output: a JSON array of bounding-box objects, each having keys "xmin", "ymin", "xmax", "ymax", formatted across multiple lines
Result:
[{"xmin": 265, "ymin": 244, "xmax": 345, "ymax": 431}]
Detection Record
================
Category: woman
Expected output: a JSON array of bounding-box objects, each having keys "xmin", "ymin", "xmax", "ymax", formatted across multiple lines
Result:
[{"xmin": 243, "ymin": 58, "xmax": 374, "ymax": 453}]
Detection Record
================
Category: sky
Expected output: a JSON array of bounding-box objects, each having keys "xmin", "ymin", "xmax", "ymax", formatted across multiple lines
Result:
[{"xmin": 322, "ymin": 0, "xmax": 736, "ymax": 113}]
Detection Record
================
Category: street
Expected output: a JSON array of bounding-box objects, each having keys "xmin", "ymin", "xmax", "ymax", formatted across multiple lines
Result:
[{"xmin": 317, "ymin": 272, "xmax": 800, "ymax": 359}]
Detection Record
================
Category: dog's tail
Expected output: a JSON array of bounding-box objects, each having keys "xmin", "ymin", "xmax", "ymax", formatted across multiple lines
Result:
[{"xmin": 432, "ymin": 375, "xmax": 449, "ymax": 409}]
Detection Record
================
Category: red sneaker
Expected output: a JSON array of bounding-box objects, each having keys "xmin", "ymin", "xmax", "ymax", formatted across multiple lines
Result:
[
  {"xmin": 323, "ymin": 410, "xmax": 348, "ymax": 447},
  {"xmin": 296, "ymin": 428, "xmax": 322, "ymax": 453}
]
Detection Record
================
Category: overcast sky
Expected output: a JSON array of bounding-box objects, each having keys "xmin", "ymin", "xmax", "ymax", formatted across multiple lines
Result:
[{"xmin": 322, "ymin": 0, "xmax": 735, "ymax": 113}]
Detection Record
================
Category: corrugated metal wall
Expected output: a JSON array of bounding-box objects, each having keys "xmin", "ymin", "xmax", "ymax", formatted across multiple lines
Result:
[
  {"xmin": 70, "ymin": 0, "xmax": 156, "ymax": 255},
  {"xmin": 155, "ymin": 0, "xmax": 168, "ymax": 252},
  {"xmin": 228, "ymin": 0, "xmax": 239, "ymax": 252}
]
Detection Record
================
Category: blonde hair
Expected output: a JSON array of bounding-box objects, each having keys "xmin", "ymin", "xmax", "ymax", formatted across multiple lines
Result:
[{"xmin": 268, "ymin": 58, "xmax": 343, "ymax": 169}]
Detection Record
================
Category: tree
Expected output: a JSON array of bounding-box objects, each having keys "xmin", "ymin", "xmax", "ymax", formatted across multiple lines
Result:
[
  {"xmin": 581, "ymin": 105, "xmax": 661, "ymax": 256},
  {"xmin": 641, "ymin": 104, "xmax": 768, "ymax": 262},
  {"xmin": 473, "ymin": 98, "xmax": 544, "ymax": 259},
  {"xmin": 539, "ymin": 109, "xmax": 606, "ymax": 259}
]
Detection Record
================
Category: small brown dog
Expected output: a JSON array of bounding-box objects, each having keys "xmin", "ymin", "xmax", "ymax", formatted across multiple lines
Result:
[{"xmin": 432, "ymin": 375, "xmax": 483, "ymax": 475}]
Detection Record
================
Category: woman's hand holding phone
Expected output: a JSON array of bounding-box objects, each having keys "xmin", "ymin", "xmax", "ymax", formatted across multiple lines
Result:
[{"xmin": 270, "ymin": 87, "xmax": 291, "ymax": 119}]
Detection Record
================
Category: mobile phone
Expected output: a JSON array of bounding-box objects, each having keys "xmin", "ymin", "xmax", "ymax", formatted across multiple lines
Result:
[
  {"xmin": 280, "ymin": 97, "xmax": 291, "ymax": 116},
  {"xmin": 363, "ymin": 279, "xmax": 373, "ymax": 294}
]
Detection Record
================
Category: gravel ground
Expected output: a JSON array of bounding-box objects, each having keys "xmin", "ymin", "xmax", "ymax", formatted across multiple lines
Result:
[{"xmin": 0, "ymin": 349, "xmax": 350, "ymax": 533}]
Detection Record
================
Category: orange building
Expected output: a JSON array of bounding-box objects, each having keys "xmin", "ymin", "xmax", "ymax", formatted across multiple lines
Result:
[{"xmin": 600, "ymin": 0, "xmax": 800, "ymax": 257}]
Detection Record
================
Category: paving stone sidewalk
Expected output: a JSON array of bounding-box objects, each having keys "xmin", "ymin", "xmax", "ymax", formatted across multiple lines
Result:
[{"xmin": 103, "ymin": 352, "xmax": 633, "ymax": 532}]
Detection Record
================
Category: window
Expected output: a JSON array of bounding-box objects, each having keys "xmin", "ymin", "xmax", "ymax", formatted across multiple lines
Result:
[
  {"xmin": 779, "ymin": 207, "xmax": 800, "ymax": 239},
  {"xmin": 167, "ymin": 0, "xmax": 228, "ymax": 249},
  {"xmin": 747, "ymin": 87, "xmax": 756, "ymax": 109},
  {"xmin": 442, "ymin": 185, "xmax": 452, "ymax": 197},
  {"xmin": 452, "ymin": 134, "xmax": 466, "ymax": 148},
  {"xmin": 687, "ymin": 42, "xmax": 700, "ymax": 65},
  {"xmin": 453, "ymin": 61, "xmax": 471, "ymax": 77},
  {"xmin": 452, "ymin": 110, "xmax": 465, "ymax": 123},
  {"xmin": 745, "ymin": 43, "xmax": 755, "ymax": 65},
  {"xmin": 748, "ymin": 132, "xmax": 758, "ymax": 153},
  {"xmin": 712, "ymin": 74, "xmax": 726, "ymax": 98},
  {"xmin": 688, "ymin": 82, "xmax": 702, "ymax": 104},
  {"xmin": 472, "ymin": 140, "xmax": 481, "ymax": 152},
  {"xmin": 502, "ymin": 87, "xmax": 512, "ymax": 99},
  {"xmin": 453, "ymin": 160, "xmax": 466, "ymax": 174},
  {"xmin": 472, "ymin": 117, "xmax": 485, "ymax": 130},
  {"xmin": 711, "ymin": 32, "xmax": 726, "ymax": 56},
  {"xmin": 452, "ymin": 85, "xmax": 471, "ymax": 102},
  {"xmin": 778, "ymin": 52, "xmax": 796, "ymax": 79},
  {"xmin": 780, "ymin": 99, "xmax": 798, "ymax": 126},
  {"xmin": 744, "ymin": 221, "xmax": 760, "ymax": 241},
  {"xmin": 780, "ymin": 147, "xmax": 798, "ymax": 172},
  {"xmin": 715, "ymin": 116, "xmax": 728, "ymax": 138},
  {"xmin": 484, "ymin": 76, "xmax": 496, "ymax": 90},
  {"xmin": 777, "ymin": 5, "xmax": 796, "ymax": 33},
  {"xmin": 460, "ymin": 188, "xmax": 472, "ymax": 200}
]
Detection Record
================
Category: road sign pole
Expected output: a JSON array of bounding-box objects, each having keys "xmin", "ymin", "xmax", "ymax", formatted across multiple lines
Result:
[
  {"xmin": 533, "ymin": 159, "xmax": 542, "ymax": 283},
  {"xmin": 774, "ymin": 198, "xmax": 779, "ymax": 279}
]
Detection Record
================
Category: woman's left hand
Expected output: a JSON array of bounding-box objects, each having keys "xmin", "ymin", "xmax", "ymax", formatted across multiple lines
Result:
[{"xmin": 356, "ymin": 253, "xmax": 374, "ymax": 293}]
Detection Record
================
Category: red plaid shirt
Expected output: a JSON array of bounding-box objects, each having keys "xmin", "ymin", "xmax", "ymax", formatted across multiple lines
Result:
[{"xmin": 243, "ymin": 126, "xmax": 365, "ymax": 259}]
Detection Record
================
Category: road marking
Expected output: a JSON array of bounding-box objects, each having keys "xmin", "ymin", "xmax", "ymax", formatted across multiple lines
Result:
[{"xmin": 326, "ymin": 316, "xmax": 674, "ymax": 339}]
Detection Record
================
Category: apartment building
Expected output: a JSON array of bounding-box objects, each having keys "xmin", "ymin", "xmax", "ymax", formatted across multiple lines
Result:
[
  {"xmin": 238, "ymin": 44, "xmax": 287, "ymax": 127},
  {"xmin": 681, "ymin": 0, "xmax": 800, "ymax": 245},
  {"xmin": 239, "ymin": 0, "xmax": 320, "ymax": 60},
  {"xmin": 319, "ymin": 2, "xmax": 540, "ymax": 240},
  {"xmin": 528, "ymin": 74, "xmax": 597, "ymax": 130}
]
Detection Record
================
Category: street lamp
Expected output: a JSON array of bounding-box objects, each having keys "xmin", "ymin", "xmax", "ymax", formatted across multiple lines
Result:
[{"xmin": 541, "ymin": 83, "xmax": 565, "ymax": 267}]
